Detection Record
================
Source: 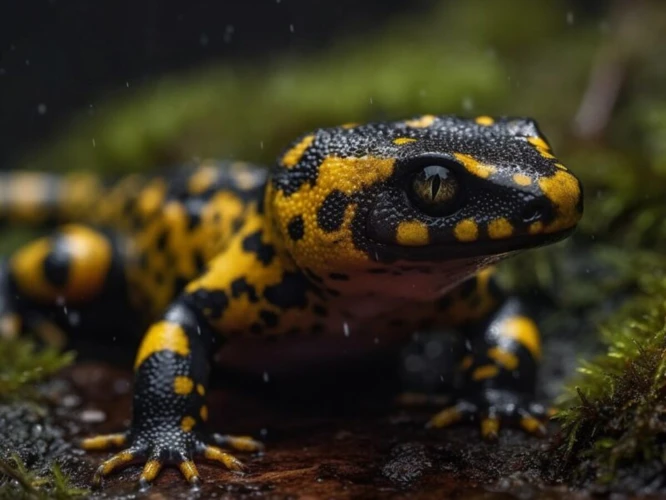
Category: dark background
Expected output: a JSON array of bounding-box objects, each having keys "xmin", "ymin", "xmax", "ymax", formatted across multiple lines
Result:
[{"xmin": 0, "ymin": 0, "xmax": 435, "ymax": 168}]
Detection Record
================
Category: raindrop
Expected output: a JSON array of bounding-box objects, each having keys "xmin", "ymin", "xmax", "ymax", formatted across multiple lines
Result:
[
  {"xmin": 462, "ymin": 96, "xmax": 474, "ymax": 111},
  {"xmin": 566, "ymin": 11, "xmax": 574, "ymax": 25},
  {"xmin": 373, "ymin": 337, "xmax": 379, "ymax": 344},
  {"xmin": 37, "ymin": 104, "xmax": 47, "ymax": 115},
  {"xmin": 425, "ymin": 340, "xmax": 443, "ymax": 359},
  {"xmin": 259, "ymin": 141, "xmax": 264, "ymax": 150},
  {"xmin": 92, "ymin": 138, "xmax": 96, "ymax": 148},
  {"xmin": 343, "ymin": 322, "xmax": 350, "ymax": 337},
  {"xmin": 68, "ymin": 311, "xmax": 80, "ymax": 326},
  {"xmin": 405, "ymin": 354, "xmax": 424, "ymax": 372},
  {"xmin": 263, "ymin": 371, "xmax": 270, "ymax": 383},
  {"xmin": 260, "ymin": 428, "xmax": 268, "ymax": 437},
  {"xmin": 25, "ymin": 59, "xmax": 30, "ymax": 66},
  {"xmin": 224, "ymin": 25, "xmax": 235, "ymax": 43},
  {"xmin": 289, "ymin": 24, "xmax": 294, "ymax": 33},
  {"xmin": 126, "ymin": 81, "xmax": 130, "ymax": 88}
]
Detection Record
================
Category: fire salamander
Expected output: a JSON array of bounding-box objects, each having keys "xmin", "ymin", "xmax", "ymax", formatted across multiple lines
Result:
[{"xmin": 0, "ymin": 115, "xmax": 583, "ymax": 488}]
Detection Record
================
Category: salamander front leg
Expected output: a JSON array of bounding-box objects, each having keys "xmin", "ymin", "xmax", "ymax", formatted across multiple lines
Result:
[
  {"xmin": 428, "ymin": 297, "xmax": 549, "ymax": 439},
  {"xmin": 81, "ymin": 299, "xmax": 263, "ymax": 489}
]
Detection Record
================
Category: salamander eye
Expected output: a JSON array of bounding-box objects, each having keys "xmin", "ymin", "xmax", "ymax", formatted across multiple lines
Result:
[{"xmin": 409, "ymin": 165, "xmax": 462, "ymax": 217}]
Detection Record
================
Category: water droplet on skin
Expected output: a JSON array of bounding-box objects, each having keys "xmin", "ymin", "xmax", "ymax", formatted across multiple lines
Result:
[{"xmin": 68, "ymin": 311, "xmax": 80, "ymax": 326}]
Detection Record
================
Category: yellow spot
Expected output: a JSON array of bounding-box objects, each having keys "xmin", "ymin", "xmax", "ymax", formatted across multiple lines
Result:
[
  {"xmin": 393, "ymin": 137, "xmax": 417, "ymax": 145},
  {"xmin": 10, "ymin": 224, "xmax": 112, "ymax": 303},
  {"xmin": 173, "ymin": 376, "xmax": 194, "ymax": 395},
  {"xmin": 4, "ymin": 173, "xmax": 51, "ymax": 224},
  {"xmin": 141, "ymin": 460, "xmax": 162, "ymax": 482},
  {"xmin": 225, "ymin": 436, "xmax": 263, "ymax": 452},
  {"xmin": 528, "ymin": 221, "xmax": 543, "ymax": 234},
  {"xmin": 512, "ymin": 173, "xmax": 532, "ymax": 186},
  {"xmin": 405, "ymin": 115, "xmax": 436, "ymax": 128},
  {"xmin": 196, "ymin": 384, "xmax": 205, "ymax": 396},
  {"xmin": 500, "ymin": 316, "xmax": 542, "ymax": 359},
  {"xmin": 60, "ymin": 173, "xmax": 104, "ymax": 220},
  {"xmin": 453, "ymin": 153, "xmax": 496, "ymax": 179},
  {"xmin": 454, "ymin": 219, "xmax": 478, "ymax": 242},
  {"xmin": 520, "ymin": 416, "xmax": 543, "ymax": 434},
  {"xmin": 341, "ymin": 122, "xmax": 358, "ymax": 129},
  {"xmin": 487, "ymin": 347, "xmax": 519, "ymax": 371},
  {"xmin": 135, "ymin": 321, "xmax": 190, "ymax": 369},
  {"xmin": 200, "ymin": 405, "xmax": 208, "ymax": 421},
  {"xmin": 475, "ymin": 116, "xmax": 494, "ymax": 126},
  {"xmin": 178, "ymin": 460, "xmax": 199, "ymax": 483},
  {"xmin": 428, "ymin": 407, "xmax": 462, "ymax": 428},
  {"xmin": 281, "ymin": 134, "xmax": 315, "ymax": 168},
  {"xmin": 80, "ymin": 433, "xmax": 126, "ymax": 450},
  {"xmin": 538, "ymin": 170, "xmax": 582, "ymax": 233},
  {"xmin": 528, "ymin": 136, "xmax": 555, "ymax": 159},
  {"xmin": 203, "ymin": 446, "xmax": 245, "ymax": 471},
  {"xmin": 181, "ymin": 416, "xmax": 196, "ymax": 432},
  {"xmin": 396, "ymin": 221, "xmax": 430, "ymax": 246},
  {"xmin": 471, "ymin": 364, "xmax": 499, "ymax": 381},
  {"xmin": 481, "ymin": 417, "xmax": 499, "ymax": 438},
  {"xmin": 555, "ymin": 163, "xmax": 568, "ymax": 170},
  {"xmin": 136, "ymin": 179, "xmax": 166, "ymax": 219},
  {"xmin": 188, "ymin": 164, "xmax": 219, "ymax": 194},
  {"xmin": 487, "ymin": 218, "xmax": 514, "ymax": 239},
  {"xmin": 101, "ymin": 451, "xmax": 134, "ymax": 475},
  {"xmin": 0, "ymin": 313, "xmax": 21, "ymax": 339}
]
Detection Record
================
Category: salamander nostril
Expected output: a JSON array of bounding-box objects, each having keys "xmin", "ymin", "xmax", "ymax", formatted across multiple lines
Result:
[{"xmin": 521, "ymin": 199, "xmax": 547, "ymax": 223}]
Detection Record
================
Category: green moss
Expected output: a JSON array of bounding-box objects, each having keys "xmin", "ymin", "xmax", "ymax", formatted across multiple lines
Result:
[
  {"xmin": 0, "ymin": 339, "xmax": 74, "ymax": 400},
  {"xmin": 555, "ymin": 254, "xmax": 666, "ymax": 484},
  {"xmin": 0, "ymin": 455, "xmax": 88, "ymax": 499}
]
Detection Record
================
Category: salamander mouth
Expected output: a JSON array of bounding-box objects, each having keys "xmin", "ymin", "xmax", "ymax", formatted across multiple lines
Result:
[{"xmin": 368, "ymin": 227, "xmax": 575, "ymax": 263}]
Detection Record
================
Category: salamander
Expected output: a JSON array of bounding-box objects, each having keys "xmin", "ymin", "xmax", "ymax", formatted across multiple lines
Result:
[{"xmin": 0, "ymin": 115, "xmax": 583, "ymax": 488}]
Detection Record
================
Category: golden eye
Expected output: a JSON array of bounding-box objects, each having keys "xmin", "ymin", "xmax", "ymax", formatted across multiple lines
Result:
[{"xmin": 410, "ymin": 165, "xmax": 461, "ymax": 216}]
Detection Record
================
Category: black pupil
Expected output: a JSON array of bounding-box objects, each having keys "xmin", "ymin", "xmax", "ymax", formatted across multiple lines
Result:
[{"xmin": 423, "ymin": 165, "xmax": 447, "ymax": 200}]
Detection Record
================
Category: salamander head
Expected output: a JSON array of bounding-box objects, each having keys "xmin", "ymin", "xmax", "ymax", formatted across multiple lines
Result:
[{"xmin": 268, "ymin": 115, "xmax": 582, "ymax": 295}]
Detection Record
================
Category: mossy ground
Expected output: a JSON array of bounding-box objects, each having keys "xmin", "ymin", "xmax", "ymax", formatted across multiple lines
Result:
[{"xmin": 2, "ymin": 0, "xmax": 666, "ymax": 495}]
